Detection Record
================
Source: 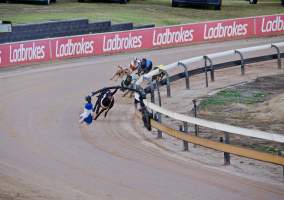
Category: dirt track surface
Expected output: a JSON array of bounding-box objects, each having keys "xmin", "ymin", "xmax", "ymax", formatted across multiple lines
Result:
[{"xmin": 1, "ymin": 37, "xmax": 284, "ymax": 200}]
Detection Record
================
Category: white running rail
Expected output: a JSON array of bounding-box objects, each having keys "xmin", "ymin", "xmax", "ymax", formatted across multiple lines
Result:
[
  {"xmin": 144, "ymin": 101, "xmax": 284, "ymax": 143},
  {"xmin": 136, "ymin": 42, "xmax": 284, "ymax": 85},
  {"xmin": 136, "ymin": 42, "xmax": 284, "ymax": 143}
]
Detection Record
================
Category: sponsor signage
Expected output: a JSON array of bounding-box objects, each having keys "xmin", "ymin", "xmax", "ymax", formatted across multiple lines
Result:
[
  {"xmin": 152, "ymin": 24, "xmax": 197, "ymax": 47},
  {"xmin": 94, "ymin": 28, "xmax": 153, "ymax": 54},
  {"xmin": 0, "ymin": 14, "xmax": 283, "ymax": 68},
  {"xmin": 256, "ymin": 14, "xmax": 284, "ymax": 36},
  {"xmin": 0, "ymin": 44, "xmax": 9, "ymax": 68},
  {"xmin": 202, "ymin": 18, "xmax": 254, "ymax": 40},
  {"xmin": 50, "ymin": 35, "xmax": 95, "ymax": 59},
  {"xmin": 0, "ymin": 40, "xmax": 50, "ymax": 68}
]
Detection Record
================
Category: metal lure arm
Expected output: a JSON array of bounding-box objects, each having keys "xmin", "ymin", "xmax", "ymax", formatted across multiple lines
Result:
[{"xmin": 90, "ymin": 85, "xmax": 146, "ymax": 109}]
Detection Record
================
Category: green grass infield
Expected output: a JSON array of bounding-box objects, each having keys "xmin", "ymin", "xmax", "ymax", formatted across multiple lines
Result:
[{"xmin": 0, "ymin": 0, "xmax": 283, "ymax": 26}]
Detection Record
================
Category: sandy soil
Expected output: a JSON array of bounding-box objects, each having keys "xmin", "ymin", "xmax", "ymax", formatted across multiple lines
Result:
[
  {"xmin": 197, "ymin": 74, "xmax": 284, "ymax": 151},
  {"xmin": 0, "ymin": 163, "xmax": 91, "ymax": 200}
]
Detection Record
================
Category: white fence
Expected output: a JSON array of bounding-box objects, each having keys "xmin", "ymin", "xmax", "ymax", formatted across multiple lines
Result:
[{"xmin": 136, "ymin": 42, "xmax": 284, "ymax": 144}]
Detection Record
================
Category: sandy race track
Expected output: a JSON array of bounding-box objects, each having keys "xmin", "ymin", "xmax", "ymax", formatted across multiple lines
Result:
[{"xmin": 0, "ymin": 37, "xmax": 284, "ymax": 200}]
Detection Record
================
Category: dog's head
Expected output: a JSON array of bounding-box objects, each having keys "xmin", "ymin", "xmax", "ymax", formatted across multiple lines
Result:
[{"xmin": 130, "ymin": 62, "xmax": 137, "ymax": 71}]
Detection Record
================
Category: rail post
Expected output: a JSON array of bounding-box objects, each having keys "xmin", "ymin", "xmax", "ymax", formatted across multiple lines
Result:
[
  {"xmin": 142, "ymin": 76, "xmax": 155, "ymax": 103},
  {"xmin": 271, "ymin": 44, "xmax": 282, "ymax": 69},
  {"xmin": 235, "ymin": 50, "xmax": 245, "ymax": 75},
  {"xmin": 183, "ymin": 121, "xmax": 189, "ymax": 151},
  {"xmin": 178, "ymin": 61, "xmax": 190, "ymax": 89},
  {"xmin": 277, "ymin": 151, "xmax": 284, "ymax": 178},
  {"xmin": 179, "ymin": 122, "xmax": 189, "ymax": 151},
  {"xmin": 149, "ymin": 78, "xmax": 155, "ymax": 104},
  {"xmin": 224, "ymin": 132, "xmax": 231, "ymax": 165},
  {"xmin": 204, "ymin": 56, "xmax": 209, "ymax": 87},
  {"xmin": 159, "ymin": 68, "xmax": 171, "ymax": 97},
  {"xmin": 192, "ymin": 99, "xmax": 199, "ymax": 148},
  {"xmin": 156, "ymin": 80, "xmax": 163, "ymax": 138},
  {"xmin": 192, "ymin": 99, "xmax": 199, "ymax": 137},
  {"xmin": 204, "ymin": 56, "xmax": 214, "ymax": 82}
]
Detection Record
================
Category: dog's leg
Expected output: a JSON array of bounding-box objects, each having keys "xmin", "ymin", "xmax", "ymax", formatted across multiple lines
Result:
[
  {"xmin": 122, "ymin": 90, "xmax": 130, "ymax": 97},
  {"xmin": 95, "ymin": 102, "xmax": 102, "ymax": 115},
  {"xmin": 117, "ymin": 73, "xmax": 124, "ymax": 81},
  {"xmin": 94, "ymin": 108, "xmax": 107, "ymax": 120},
  {"xmin": 104, "ymin": 99, "xmax": 114, "ymax": 118},
  {"xmin": 110, "ymin": 72, "xmax": 119, "ymax": 80},
  {"xmin": 114, "ymin": 75, "xmax": 120, "ymax": 81},
  {"xmin": 129, "ymin": 91, "xmax": 134, "ymax": 98},
  {"xmin": 110, "ymin": 75, "xmax": 116, "ymax": 80}
]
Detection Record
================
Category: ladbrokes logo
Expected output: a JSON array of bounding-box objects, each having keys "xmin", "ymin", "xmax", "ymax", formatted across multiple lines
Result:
[
  {"xmin": 204, "ymin": 22, "xmax": 248, "ymax": 40},
  {"xmin": 103, "ymin": 33, "xmax": 142, "ymax": 52},
  {"xmin": 9, "ymin": 43, "xmax": 45, "ymax": 63},
  {"xmin": 55, "ymin": 38, "xmax": 94, "ymax": 58},
  {"xmin": 152, "ymin": 27, "xmax": 194, "ymax": 46},
  {"xmin": 261, "ymin": 16, "xmax": 284, "ymax": 33}
]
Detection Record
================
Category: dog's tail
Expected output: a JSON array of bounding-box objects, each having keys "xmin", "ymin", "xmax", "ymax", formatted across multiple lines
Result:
[{"xmin": 117, "ymin": 65, "xmax": 123, "ymax": 70}]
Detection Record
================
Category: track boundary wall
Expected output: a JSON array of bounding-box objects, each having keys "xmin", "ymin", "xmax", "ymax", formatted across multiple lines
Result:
[{"xmin": 0, "ymin": 14, "xmax": 284, "ymax": 68}]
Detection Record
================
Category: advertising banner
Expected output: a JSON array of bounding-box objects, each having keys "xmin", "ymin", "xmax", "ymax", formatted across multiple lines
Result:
[
  {"xmin": 50, "ymin": 35, "xmax": 95, "ymax": 60},
  {"xmin": 0, "ymin": 14, "xmax": 283, "ymax": 68},
  {"xmin": 0, "ymin": 44, "xmax": 9, "ymax": 68},
  {"xmin": 93, "ymin": 28, "xmax": 154, "ymax": 55},
  {"xmin": 151, "ymin": 23, "xmax": 201, "ymax": 48},
  {"xmin": 255, "ymin": 14, "xmax": 284, "ymax": 36},
  {"xmin": 0, "ymin": 39, "xmax": 50, "ymax": 68},
  {"xmin": 202, "ymin": 17, "xmax": 254, "ymax": 41}
]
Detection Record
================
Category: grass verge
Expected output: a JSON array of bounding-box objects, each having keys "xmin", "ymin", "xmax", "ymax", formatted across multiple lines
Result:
[
  {"xmin": 199, "ymin": 89, "xmax": 267, "ymax": 109},
  {"xmin": 0, "ymin": 0, "xmax": 283, "ymax": 26}
]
